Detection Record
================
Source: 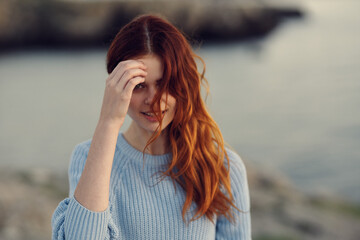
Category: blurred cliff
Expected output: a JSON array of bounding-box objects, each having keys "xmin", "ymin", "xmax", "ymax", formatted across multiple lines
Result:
[
  {"xmin": 1, "ymin": 164, "xmax": 360, "ymax": 240},
  {"xmin": 2, "ymin": 1, "xmax": 359, "ymax": 240},
  {"xmin": 0, "ymin": 0, "xmax": 302, "ymax": 50}
]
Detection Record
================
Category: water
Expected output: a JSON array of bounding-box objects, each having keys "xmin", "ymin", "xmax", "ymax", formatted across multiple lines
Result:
[
  {"xmin": 199, "ymin": 0, "xmax": 360, "ymax": 202},
  {"xmin": 1, "ymin": 0, "xmax": 359, "ymax": 203}
]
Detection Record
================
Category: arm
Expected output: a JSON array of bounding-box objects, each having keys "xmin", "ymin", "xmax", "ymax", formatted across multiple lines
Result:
[
  {"xmin": 73, "ymin": 120, "xmax": 120, "ymax": 211},
  {"xmin": 52, "ymin": 60, "xmax": 148, "ymax": 240},
  {"xmin": 216, "ymin": 150, "xmax": 252, "ymax": 240},
  {"xmin": 75, "ymin": 60, "xmax": 147, "ymax": 211}
]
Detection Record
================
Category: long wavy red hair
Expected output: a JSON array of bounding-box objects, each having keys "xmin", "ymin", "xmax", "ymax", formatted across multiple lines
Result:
[{"xmin": 106, "ymin": 14, "xmax": 237, "ymax": 222}]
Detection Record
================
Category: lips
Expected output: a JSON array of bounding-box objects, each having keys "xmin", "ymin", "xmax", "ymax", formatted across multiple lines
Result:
[
  {"xmin": 141, "ymin": 110, "xmax": 168, "ymax": 122},
  {"xmin": 141, "ymin": 110, "xmax": 167, "ymax": 116}
]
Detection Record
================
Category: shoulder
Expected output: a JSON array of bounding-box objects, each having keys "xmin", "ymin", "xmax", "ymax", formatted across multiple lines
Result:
[
  {"xmin": 224, "ymin": 148, "xmax": 250, "ymax": 210},
  {"xmin": 216, "ymin": 148, "xmax": 252, "ymax": 238},
  {"xmin": 73, "ymin": 139, "xmax": 92, "ymax": 154},
  {"xmin": 68, "ymin": 139, "xmax": 92, "ymax": 174},
  {"xmin": 225, "ymin": 147, "xmax": 247, "ymax": 179}
]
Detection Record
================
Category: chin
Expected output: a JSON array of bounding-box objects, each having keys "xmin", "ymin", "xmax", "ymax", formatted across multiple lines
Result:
[
  {"xmin": 146, "ymin": 123, "xmax": 171, "ymax": 133},
  {"xmin": 140, "ymin": 120, "xmax": 172, "ymax": 133}
]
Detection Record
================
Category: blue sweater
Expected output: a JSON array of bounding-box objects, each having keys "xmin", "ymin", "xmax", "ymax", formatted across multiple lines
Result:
[{"xmin": 52, "ymin": 133, "xmax": 251, "ymax": 239}]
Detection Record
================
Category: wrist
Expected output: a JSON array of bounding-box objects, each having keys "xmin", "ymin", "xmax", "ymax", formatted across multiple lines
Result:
[{"xmin": 97, "ymin": 118, "xmax": 124, "ymax": 132}]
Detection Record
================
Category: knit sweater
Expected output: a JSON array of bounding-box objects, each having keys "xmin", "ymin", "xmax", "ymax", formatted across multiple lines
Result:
[{"xmin": 52, "ymin": 133, "xmax": 251, "ymax": 239}]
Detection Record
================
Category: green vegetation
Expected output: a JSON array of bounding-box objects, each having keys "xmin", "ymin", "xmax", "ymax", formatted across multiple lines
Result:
[
  {"xmin": 309, "ymin": 197, "xmax": 360, "ymax": 218},
  {"xmin": 254, "ymin": 235, "xmax": 300, "ymax": 240},
  {"xmin": 17, "ymin": 170, "xmax": 68, "ymax": 199}
]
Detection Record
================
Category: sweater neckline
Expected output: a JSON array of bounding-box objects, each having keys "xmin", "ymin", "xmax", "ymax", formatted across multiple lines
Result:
[{"xmin": 116, "ymin": 133, "xmax": 172, "ymax": 167}]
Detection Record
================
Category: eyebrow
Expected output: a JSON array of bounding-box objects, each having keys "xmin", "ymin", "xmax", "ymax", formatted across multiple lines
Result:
[{"xmin": 142, "ymin": 79, "xmax": 162, "ymax": 85}]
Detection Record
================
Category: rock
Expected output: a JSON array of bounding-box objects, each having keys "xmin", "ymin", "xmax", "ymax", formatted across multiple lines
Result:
[
  {"xmin": 0, "ymin": 168, "xmax": 67, "ymax": 240},
  {"xmin": 1, "ymin": 163, "xmax": 359, "ymax": 240},
  {"xmin": 0, "ymin": 0, "xmax": 304, "ymax": 50},
  {"xmin": 244, "ymin": 160, "xmax": 360, "ymax": 240}
]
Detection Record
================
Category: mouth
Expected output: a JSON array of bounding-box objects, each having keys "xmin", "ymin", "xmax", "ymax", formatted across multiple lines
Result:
[{"xmin": 141, "ymin": 110, "xmax": 168, "ymax": 121}]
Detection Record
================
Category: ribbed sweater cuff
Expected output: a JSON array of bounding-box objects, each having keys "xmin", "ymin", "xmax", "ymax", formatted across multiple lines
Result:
[{"xmin": 64, "ymin": 196, "xmax": 110, "ymax": 240}]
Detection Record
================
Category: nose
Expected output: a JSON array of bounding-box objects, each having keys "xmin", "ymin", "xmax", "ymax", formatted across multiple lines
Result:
[{"xmin": 144, "ymin": 87, "xmax": 157, "ymax": 105}]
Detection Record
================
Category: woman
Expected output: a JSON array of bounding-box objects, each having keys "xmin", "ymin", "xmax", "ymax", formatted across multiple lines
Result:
[{"xmin": 52, "ymin": 14, "xmax": 251, "ymax": 239}]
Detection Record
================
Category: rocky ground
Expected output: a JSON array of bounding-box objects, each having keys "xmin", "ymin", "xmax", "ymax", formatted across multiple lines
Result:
[
  {"xmin": 0, "ymin": 0, "xmax": 303, "ymax": 50},
  {"xmin": 0, "ymin": 162, "xmax": 359, "ymax": 240},
  {"xmin": 1, "ymin": 1, "xmax": 359, "ymax": 239},
  {"xmin": 246, "ymin": 161, "xmax": 360, "ymax": 240}
]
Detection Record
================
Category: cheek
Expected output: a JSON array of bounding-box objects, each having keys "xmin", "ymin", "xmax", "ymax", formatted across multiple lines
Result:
[
  {"xmin": 168, "ymin": 98, "xmax": 176, "ymax": 111},
  {"xmin": 128, "ymin": 102, "xmax": 140, "ymax": 116},
  {"xmin": 128, "ymin": 100, "xmax": 135, "ymax": 111},
  {"xmin": 162, "ymin": 95, "xmax": 176, "ymax": 109},
  {"xmin": 129, "ymin": 95, "xmax": 142, "ymax": 108}
]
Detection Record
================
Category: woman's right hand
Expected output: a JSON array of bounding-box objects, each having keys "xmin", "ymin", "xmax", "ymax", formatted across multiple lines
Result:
[
  {"xmin": 98, "ymin": 60, "xmax": 147, "ymax": 127},
  {"xmin": 74, "ymin": 60, "xmax": 147, "ymax": 212}
]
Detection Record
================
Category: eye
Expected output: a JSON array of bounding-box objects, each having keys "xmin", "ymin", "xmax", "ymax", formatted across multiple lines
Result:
[{"xmin": 134, "ymin": 83, "xmax": 145, "ymax": 90}]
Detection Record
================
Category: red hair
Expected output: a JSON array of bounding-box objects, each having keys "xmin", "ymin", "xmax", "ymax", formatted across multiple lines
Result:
[{"xmin": 106, "ymin": 14, "xmax": 237, "ymax": 222}]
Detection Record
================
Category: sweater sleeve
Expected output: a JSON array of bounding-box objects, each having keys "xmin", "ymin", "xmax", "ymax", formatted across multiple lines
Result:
[
  {"xmin": 215, "ymin": 150, "xmax": 252, "ymax": 240},
  {"xmin": 51, "ymin": 142, "xmax": 112, "ymax": 240}
]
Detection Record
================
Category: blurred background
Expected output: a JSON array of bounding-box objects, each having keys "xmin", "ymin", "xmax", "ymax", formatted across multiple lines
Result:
[{"xmin": 0, "ymin": 0, "xmax": 359, "ymax": 239}]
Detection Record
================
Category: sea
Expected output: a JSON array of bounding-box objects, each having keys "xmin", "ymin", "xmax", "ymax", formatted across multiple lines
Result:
[{"xmin": 1, "ymin": 0, "xmax": 359, "ymax": 203}]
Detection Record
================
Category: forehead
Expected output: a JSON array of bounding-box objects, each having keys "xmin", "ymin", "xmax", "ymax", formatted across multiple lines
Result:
[{"xmin": 136, "ymin": 54, "xmax": 163, "ymax": 82}]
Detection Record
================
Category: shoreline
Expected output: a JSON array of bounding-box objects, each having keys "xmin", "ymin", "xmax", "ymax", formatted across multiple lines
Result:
[
  {"xmin": 0, "ymin": 166, "xmax": 359, "ymax": 239},
  {"xmin": 0, "ymin": 0, "xmax": 304, "ymax": 50}
]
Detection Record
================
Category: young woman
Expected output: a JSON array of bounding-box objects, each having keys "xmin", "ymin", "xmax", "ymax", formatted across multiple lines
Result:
[{"xmin": 52, "ymin": 14, "xmax": 251, "ymax": 239}]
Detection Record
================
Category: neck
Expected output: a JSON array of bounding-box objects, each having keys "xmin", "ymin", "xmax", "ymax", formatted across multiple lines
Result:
[{"xmin": 123, "ymin": 122, "xmax": 170, "ymax": 155}]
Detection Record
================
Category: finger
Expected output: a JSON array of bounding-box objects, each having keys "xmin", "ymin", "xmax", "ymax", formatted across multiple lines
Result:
[
  {"xmin": 112, "ymin": 62, "xmax": 147, "ymax": 86},
  {"xmin": 116, "ymin": 68, "xmax": 148, "ymax": 89},
  {"xmin": 111, "ymin": 60, "xmax": 146, "ymax": 76},
  {"xmin": 122, "ymin": 76, "xmax": 146, "ymax": 95},
  {"xmin": 108, "ymin": 60, "xmax": 147, "ymax": 81},
  {"xmin": 107, "ymin": 61, "xmax": 146, "ymax": 86}
]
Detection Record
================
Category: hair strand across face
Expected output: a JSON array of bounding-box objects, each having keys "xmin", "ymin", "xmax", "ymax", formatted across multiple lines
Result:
[{"xmin": 107, "ymin": 14, "xmax": 241, "ymax": 223}]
